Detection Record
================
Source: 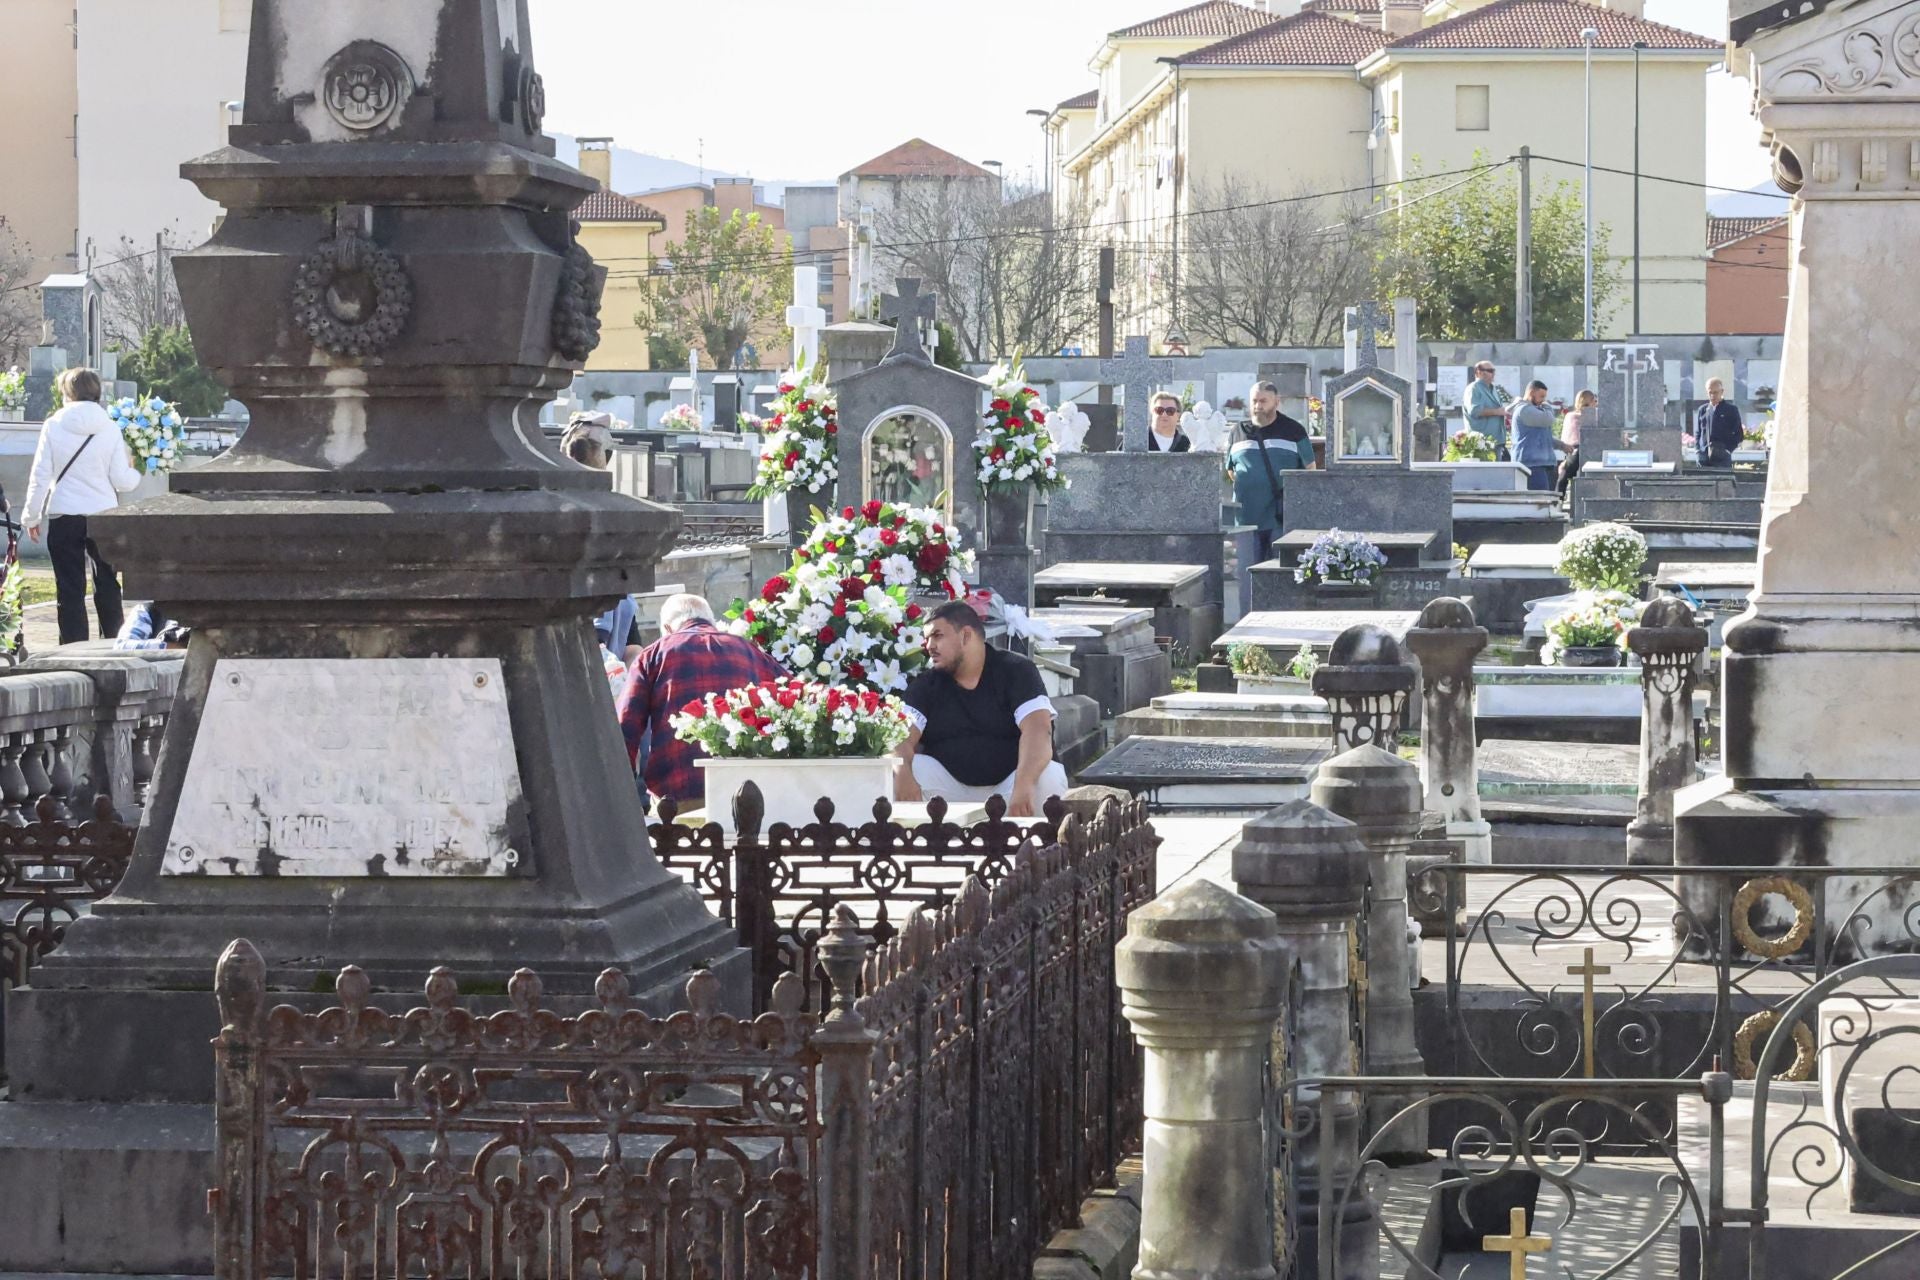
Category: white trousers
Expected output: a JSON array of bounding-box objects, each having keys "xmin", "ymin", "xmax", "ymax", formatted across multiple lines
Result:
[{"xmin": 911, "ymin": 753, "xmax": 1070, "ymax": 807}]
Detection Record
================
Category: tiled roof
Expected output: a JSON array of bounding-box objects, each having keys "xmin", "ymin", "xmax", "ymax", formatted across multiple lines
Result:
[
  {"xmin": 576, "ymin": 188, "xmax": 666, "ymax": 223},
  {"xmin": 1112, "ymin": 0, "xmax": 1276, "ymax": 40},
  {"xmin": 848, "ymin": 138, "xmax": 994, "ymax": 179},
  {"xmin": 1385, "ymin": 0, "xmax": 1722, "ymax": 50},
  {"xmin": 1303, "ymin": 0, "xmax": 1383, "ymax": 13},
  {"xmin": 1057, "ymin": 89, "xmax": 1101, "ymax": 111},
  {"xmin": 1179, "ymin": 11, "xmax": 1390, "ymax": 64},
  {"xmin": 1708, "ymin": 215, "xmax": 1788, "ymax": 249}
]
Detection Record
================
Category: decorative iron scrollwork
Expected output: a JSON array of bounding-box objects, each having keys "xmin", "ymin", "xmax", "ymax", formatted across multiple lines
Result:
[
  {"xmin": 292, "ymin": 230, "xmax": 413, "ymax": 358},
  {"xmin": 552, "ymin": 220, "xmax": 604, "ymax": 364}
]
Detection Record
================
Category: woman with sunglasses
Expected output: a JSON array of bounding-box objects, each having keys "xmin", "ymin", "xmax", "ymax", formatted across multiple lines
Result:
[{"xmin": 1148, "ymin": 392, "xmax": 1192, "ymax": 452}]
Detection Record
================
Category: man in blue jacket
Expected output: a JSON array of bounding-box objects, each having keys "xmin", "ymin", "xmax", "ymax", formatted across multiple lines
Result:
[
  {"xmin": 1227, "ymin": 380, "xmax": 1315, "ymax": 605},
  {"xmin": 1694, "ymin": 378, "xmax": 1744, "ymax": 469}
]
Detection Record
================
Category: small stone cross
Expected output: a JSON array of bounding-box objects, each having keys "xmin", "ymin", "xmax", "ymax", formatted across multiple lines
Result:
[
  {"xmin": 1566, "ymin": 946, "xmax": 1612, "ymax": 1079},
  {"xmin": 1346, "ymin": 301, "xmax": 1389, "ymax": 371},
  {"xmin": 1483, "ymin": 1206, "xmax": 1552, "ymax": 1280},
  {"xmin": 881, "ymin": 278, "xmax": 938, "ymax": 362},
  {"xmin": 1098, "ymin": 335, "xmax": 1177, "ymax": 451}
]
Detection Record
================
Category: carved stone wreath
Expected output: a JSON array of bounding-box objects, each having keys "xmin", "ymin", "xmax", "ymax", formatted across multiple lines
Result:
[
  {"xmin": 1732, "ymin": 875, "xmax": 1816, "ymax": 960},
  {"xmin": 291, "ymin": 230, "xmax": 413, "ymax": 358},
  {"xmin": 551, "ymin": 221, "xmax": 604, "ymax": 364},
  {"xmin": 1733, "ymin": 1008, "xmax": 1816, "ymax": 1081}
]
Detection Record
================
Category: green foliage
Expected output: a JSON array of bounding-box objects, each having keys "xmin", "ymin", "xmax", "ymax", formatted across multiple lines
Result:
[
  {"xmin": 633, "ymin": 208, "xmax": 790, "ymax": 370},
  {"xmin": 1227, "ymin": 642, "xmax": 1280, "ymax": 678},
  {"xmin": 116, "ymin": 325, "xmax": 228, "ymax": 418},
  {"xmin": 934, "ymin": 320, "xmax": 963, "ymax": 371},
  {"xmin": 1285, "ymin": 643, "xmax": 1320, "ymax": 681},
  {"xmin": 1376, "ymin": 157, "xmax": 1619, "ymax": 341},
  {"xmin": 647, "ymin": 331, "xmax": 690, "ymax": 371}
]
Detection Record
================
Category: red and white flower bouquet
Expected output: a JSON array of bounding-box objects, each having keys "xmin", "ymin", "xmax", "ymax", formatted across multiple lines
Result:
[
  {"xmin": 670, "ymin": 677, "xmax": 914, "ymax": 760},
  {"xmin": 973, "ymin": 358, "xmax": 1066, "ymax": 495},
  {"xmin": 748, "ymin": 360, "xmax": 839, "ymax": 497}
]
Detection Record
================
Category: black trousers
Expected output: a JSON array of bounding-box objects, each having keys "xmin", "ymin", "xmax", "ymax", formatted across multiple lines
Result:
[
  {"xmin": 47, "ymin": 514, "xmax": 124, "ymax": 644},
  {"xmin": 1698, "ymin": 446, "xmax": 1735, "ymax": 469}
]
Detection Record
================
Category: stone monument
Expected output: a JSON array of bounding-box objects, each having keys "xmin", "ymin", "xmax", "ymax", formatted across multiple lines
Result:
[
  {"xmin": 1675, "ymin": 0, "xmax": 1920, "ymax": 933},
  {"xmin": 1588, "ymin": 342, "xmax": 1674, "ymax": 460},
  {"xmin": 6, "ymin": 0, "xmax": 740, "ymax": 1113}
]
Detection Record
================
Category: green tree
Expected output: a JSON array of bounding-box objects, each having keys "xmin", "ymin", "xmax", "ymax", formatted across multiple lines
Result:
[
  {"xmin": 647, "ymin": 331, "xmax": 690, "ymax": 371},
  {"xmin": 933, "ymin": 320, "xmax": 963, "ymax": 371},
  {"xmin": 633, "ymin": 208, "xmax": 790, "ymax": 369},
  {"xmin": 1375, "ymin": 159, "xmax": 1617, "ymax": 341},
  {"xmin": 118, "ymin": 324, "xmax": 229, "ymax": 417}
]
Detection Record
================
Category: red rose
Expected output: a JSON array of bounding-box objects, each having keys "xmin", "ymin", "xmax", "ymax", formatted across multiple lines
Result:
[
  {"xmin": 847, "ymin": 661, "xmax": 866, "ymax": 682},
  {"xmin": 870, "ymin": 558, "xmax": 885, "ymax": 576},
  {"xmin": 819, "ymin": 626, "xmax": 837, "ymax": 645},
  {"xmin": 827, "ymin": 422, "xmax": 838, "ymax": 435},
  {"xmin": 833, "ymin": 600, "xmax": 847, "ymax": 617},
  {"xmin": 823, "ymin": 539, "xmax": 837, "ymax": 553},
  {"xmin": 991, "ymin": 398, "xmax": 1011, "ymax": 412},
  {"xmin": 990, "ymin": 448, "xmax": 1005, "ymax": 462},
  {"xmin": 842, "ymin": 506, "xmax": 856, "ymax": 519},
  {"xmin": 798, "ymin": 400, "xmax": 814, "ymax": 413},
  {"xmin": 892, "ymin": 514, "xmax": 906, "ymax": 527},
  {"xmin": 861, "ymin": 691, "xmax": 881, "ymax": 713},
  {"xmin": 1032, "ymin": 409, "xmax": 1047, "ymax": 424},
  {"xmin": 863, "ymin": 500, "xmax": 883, "ymax": 521},
  {"xmin": 1008, "ymin": 417, "xmax": 1025, "ymax": 430},
  {"xmin": 905, "ymin": 604, "xmax": 923, "ymax": 621},
  {"xmin": 777, "ymin": 689, "xmax": 798, "ymax": 709},
  {"xmin": 778, "ymin": 383, "xmax": 795, "ymax": 394},
  {"xmin": 682, "ymin": 699, "xmax": 707, "ymax": 719},
  {"xmin": 783, "ymin": 452, "xmax": 797, "ymax": 470},
  {"xmin": 1023, "ymin": 387, "xmax": 1037, "ymax": 397},
  {"xmin": 772, "ymin": 412, "xmax": 786, "ymax": 425},
  {"xmin": 916, "ymin": 544, "xmax": 949, "ymax": 572},
  {"xmin": 879, "ymin": 528, "xmax": 899, "ymax": 547},
  {"xmin": 932, "ymin": 523, "xmax": 944, "ymax": 534}
]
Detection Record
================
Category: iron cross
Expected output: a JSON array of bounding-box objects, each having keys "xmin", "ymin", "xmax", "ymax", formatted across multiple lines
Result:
[
  {"xmin": 1347, "ymin": 301, "xmax": 1389, "ymax": 370},
  {"xmin": 1098, "ymin": 335, "xmax": 1177, "ymax": 451},
  {"xmin": 1483, "ymin": 1206, "xmax": 1552, "ymax": 1280},
  {"xmin": 881, "ymin": 278, "xmax": 938, "ymax": 362},
  {"xmin": 1566, "ymin": 946, "xmax": 1613, "ymax": 1078}
]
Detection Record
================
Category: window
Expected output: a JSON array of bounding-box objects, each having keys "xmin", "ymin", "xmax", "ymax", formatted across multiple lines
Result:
[{"xmin": 1455, "ymin": 84, "xmax": 1490, "ymax": 132}]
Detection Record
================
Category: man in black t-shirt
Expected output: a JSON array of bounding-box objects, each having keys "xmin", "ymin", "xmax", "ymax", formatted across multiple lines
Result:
[{"xmin": 894, "ymin": 601, "xmax": 1069, "ymax": 816}]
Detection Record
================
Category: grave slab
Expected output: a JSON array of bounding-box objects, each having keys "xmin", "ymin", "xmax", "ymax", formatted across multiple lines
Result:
[
  {"xmin": 1113, "ymin": 691, "xmax": 1333, "ymax": 744},
  {"xmin": 1246, "ymin": 560, "xmax": 1456, "ymax": 615},
  {"xmin": 1035, "ymin": 561, "xmax": 1220, "ymax": 658},
  {"xmin": 1413, "ymin": 460, "xmax": 1532, "ymax": 492},
  {"xmin": 1045, "ymin": 452, "xmax": 1231, "ymax": 604},
  {"xmin": 1030, "ymin": 604, "xmax": 1170, "ymax": 718},
  {"xmin": 1466, "ymin": 543, "xmax": 1563, "ymax": 579},
  {"xmin": 1212, "ymin": 610, "xmax": 1421, "ymax": 658},
  {"xmin": 1078, "ymin": 735, "xmax": 1326, "ymax": 809}
]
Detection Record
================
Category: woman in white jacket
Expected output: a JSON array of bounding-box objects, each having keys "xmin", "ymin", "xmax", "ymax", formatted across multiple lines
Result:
[{"xmin": 22, "ymin": 368, "xmax": 142, "ymax": 644}]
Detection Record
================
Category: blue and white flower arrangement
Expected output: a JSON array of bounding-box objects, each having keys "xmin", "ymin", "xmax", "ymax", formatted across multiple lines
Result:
[
  {"xmin": 109, "ymin": 395, "xmax": 185, "ymax": 475},
  {"xmin": 1293, "ymin": 528, "xmax": 1388, "ymax": 586}
]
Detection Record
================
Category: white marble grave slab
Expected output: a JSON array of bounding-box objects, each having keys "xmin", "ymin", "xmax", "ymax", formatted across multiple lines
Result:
[
  {"xmin": 1030, "ymin": 604, "xmax": 1154, "ymax": 633},
  {"xmin": 1212, "ymin": 609, "xmax": 1421, "ymax": 653},
  {"xmin": 163, "ymin": 659, "xmax": 526, "ymax": 878},
  {"xmin": 1414, "ymin": 460, "xmax": 1531, "ymax": 492},
  {"xmin": 1467, "ymin": 543, "xmax": 1564, "ymax": 578},
  {"xmin": 1036, "ymin": 562, "xmax": 1207, "ymax": 592},
  {"xmin": 1655, "ymin": 561, "xmax": 1758, "ymax": 589}
]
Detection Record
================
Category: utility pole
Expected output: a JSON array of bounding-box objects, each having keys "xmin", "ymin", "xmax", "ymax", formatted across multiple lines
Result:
[
  {"xmin": 1582, "ymin": 27, "xmax": 1597, "ymax": 340},
  {"xmin": 1514, "ymin": 147, "xmax": 1533, "ymax": 341},
  {"xmin": 153, "ymin": 231, "xmax": 167, "ymax": 333},
  {"xmin": 1633, "ymin": 41, "xmax": 1646, "ymax": 335},
  {"xmin": 1097, "ymin": 246, "xmax": 1115, "ymax": 406}
]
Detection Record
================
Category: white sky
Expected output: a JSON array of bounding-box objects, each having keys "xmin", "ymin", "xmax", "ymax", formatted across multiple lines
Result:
[{"xmin": 528, "ymin": 0, "xmax": 1771, "ymax": 195}]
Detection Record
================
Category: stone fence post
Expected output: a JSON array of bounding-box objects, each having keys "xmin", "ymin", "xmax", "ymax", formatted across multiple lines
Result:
[
  {"xmin": 1232, "ymin": 800, "xmax": 1379, "ymax": 1280},
  {"xmin": 1312, "ymin": 625, "xmax": 1416, "ymax": 754},
  {"xmin": 1625, "ymin": 597, "xmax": 1708, "ymax": 867},
  {"xmin": 1118, "ymin": 879, "xmax": 1284, "ymax": 1280},
  {"xmin": 815, "ymin": 907, "xmax": 878, "ymax": 1280},
  {"xmin": 1403, "ymin": 598, "xmax": 1490, "ymax": 865},
  {"xmin": 1312, "ymin": 745, "xmax": 1427, "ymax": 1160}
]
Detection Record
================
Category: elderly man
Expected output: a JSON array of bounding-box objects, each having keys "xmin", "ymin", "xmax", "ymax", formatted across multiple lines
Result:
[
  {"xmin": 893, "ymin": 601, "xmax": 1069, "ymax": 817},
  {"xmin": 616, "ymin": 594, "xmax": 785, "ymax": 807},
  {"xmin": 1467, "ymin": 361, "xmax": 1509, "ymax": 458},
  {"xmin": 1694, "ymin": 378, "xmax": 1744, "ymax": 469}
]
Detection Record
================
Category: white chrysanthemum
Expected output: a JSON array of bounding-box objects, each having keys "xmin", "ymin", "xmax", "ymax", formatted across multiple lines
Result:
[
  {"xmin": 880, "ymin": 554, "xmax": 916, "ymax": 587},
  {"xmin": 791, "ymin": 643, "xmax": 814, "ymax": 667}
]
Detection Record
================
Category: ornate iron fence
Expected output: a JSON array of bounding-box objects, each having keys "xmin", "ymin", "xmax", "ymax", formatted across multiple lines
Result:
[{"xmin": 0, "ymin": 796, "xmax": 136, "ymax": 991}]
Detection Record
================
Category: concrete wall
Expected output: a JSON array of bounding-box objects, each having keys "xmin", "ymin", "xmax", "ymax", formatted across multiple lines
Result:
[
  {"xmin": 1373, "ymin": 52, "xmax": 1716, "ymax": 334},
  {"xmin": 0, "ymin": 0, "xmax": 81, "ymax": 282},
  {"xmin": 76, "ymin": 0, "xmax": 249, "ymax": 259},
  {"xmin": 1707, "ymin": 223, "xmax": 1790, "ymax": 336}
]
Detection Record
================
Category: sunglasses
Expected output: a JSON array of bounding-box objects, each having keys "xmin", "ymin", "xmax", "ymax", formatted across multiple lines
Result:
[{"xmin": 1154, "ymin": 406, "xmax": 1180, "ymax": 415}]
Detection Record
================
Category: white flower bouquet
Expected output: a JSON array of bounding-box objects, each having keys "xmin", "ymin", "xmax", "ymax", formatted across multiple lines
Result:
[
  {"xmin": 670, "ymin": 677, "xmax": 914, "ymax": 759},
  {"xmin": 748, "ymin": 361, "xmax": 839, "ymax": 497},
  {"xmin": 974, "ymin": 358, "xmax": 1066, "ymax": 495},
  {"xmin": 792, "ymin": 499, "xmax": 971, "ymax": 600},
  {"xmin": 1555, "ymin": 522, "xmax": 1648, "ymax": 593},
  {"xmin": 110, "ymin": 395, "xmax": 185, "ymax": 474},
  {"xmin": 729, "ymin": 561, "xmax": 930, "ymax": 694},
  {"xmin": 1444, "ymin": 427, "xmax": 1497, "ymax": 462},
  {"xmin": 1542, "ymin": 590, "xmax": 1640, "ymax": 665},
  {"xmin": 659, "ymin": 403, "xmax": 704, "ymax": 432},
  {"xmin": 1293, "ymin": 528, "xmax": 1388, "ymax": 586}
]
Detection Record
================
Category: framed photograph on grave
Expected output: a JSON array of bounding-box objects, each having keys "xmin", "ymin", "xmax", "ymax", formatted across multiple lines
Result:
[
  {"xmin": 862, "ymin": 408, "xmax": 953, "ymax": 521},
  {"xmin": 1332, "ymin": 378, "xmax": 1404, "ymax": 464}
]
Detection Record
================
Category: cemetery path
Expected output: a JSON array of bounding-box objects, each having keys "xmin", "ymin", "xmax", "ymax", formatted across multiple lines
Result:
[{"xmin": 1152, "ymin": 814, "xmax": 1248, "ymax": 893}]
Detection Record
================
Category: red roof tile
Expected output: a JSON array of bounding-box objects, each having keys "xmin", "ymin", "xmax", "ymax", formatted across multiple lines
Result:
[
  {"xmin": 1708, "ymin": 214, "xmax": 1788, "ymax": 249},
  {"xmin": 1112, "ymin": 0, "xmax": 1277, "ymax": 40},
  {"xmin": 1057, "ymin": 89, "xmax": 1101, "ymax": 111},
  {"xmin": 1179, "ymin": 11, "xmax": 1390, "ymax": 64},
  {"xmin": 1386, "ymin": 0, "xmax": 1722, "ymax": 50},
  {"xmin": 1303, "ymin": 0, "xmax": 1383, "ymax": 13},
  {"xmin": 576, "ymin": 188, "xmax": 666, "ymax": 223},
  {"xmin": 847, "ymin": 138, "xmax": 994, "ymax": 179}
]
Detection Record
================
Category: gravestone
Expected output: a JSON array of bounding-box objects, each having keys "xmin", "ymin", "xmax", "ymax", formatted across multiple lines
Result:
[
  {"xmin": 1034, "ymin": 560, "xmax": 1221, "ymax": 659},
  {"xmin": 1027, "ymin": 603, "xmax": 1171, "ymax": 718},
  {"xmin": 1588, "ymin": 343, "xmax": 1675, "ymax": 461},
  {"xmin": 711, "ymin": 373, "xmax": 741, "ymax": 428},
  {"xmin": 1099, "ymin": 335, "xmax": 1176, "ymax": 452},
  {"xmin": 1080, "ymin": 402, "xmax": 1121, "ymax": 452},
  {"xmin": 23, "ymin": 343, "xmax": 68, "ymax": 421},
  {"xmin": 38, "ymin": 273, "xmax": 99, "ymax": 371},
  {"xmin": 1079, "ymin": 735, "xmax": 1324, "ymax": 809},
  {"xmin": 8, "ymin": 0, "xmax": 741, "ymax": 1120},
  {"xmin": 1257, "ymin": 360, "xmax": 1312, "ymax": 425}
]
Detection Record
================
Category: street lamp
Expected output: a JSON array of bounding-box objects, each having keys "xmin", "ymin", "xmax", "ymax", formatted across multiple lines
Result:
[
  {"xmin": 1632, "ymin": 39, "xmax": 1648, "ymax": 336},
  {"xmin": 1582, "ymin": 28, "xmax": 1597, "ymax": 341},
  {"xmin": 1025, "ymin": 107, "xmax": 1052, "ymax": 201}
]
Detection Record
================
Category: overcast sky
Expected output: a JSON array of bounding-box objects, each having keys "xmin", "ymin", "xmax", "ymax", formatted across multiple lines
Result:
[{"xmin": 528, "ymin": 0, "xmax": 1771, "ymax": 195}]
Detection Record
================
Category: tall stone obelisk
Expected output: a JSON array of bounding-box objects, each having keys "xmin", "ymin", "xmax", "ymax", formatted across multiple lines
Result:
[
  {"xmin": 1675, "ymin": 0, "xmax": 1920, "ymax": 933},
  {"xmin": 5, "ymin": 0, "xmax": 740, "ymax": 1104}
]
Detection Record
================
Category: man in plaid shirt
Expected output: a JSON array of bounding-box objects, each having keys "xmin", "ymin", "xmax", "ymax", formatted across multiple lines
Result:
[{"xmin": 617, "ymin": 594, "xmax": 786, "ymax": 805}]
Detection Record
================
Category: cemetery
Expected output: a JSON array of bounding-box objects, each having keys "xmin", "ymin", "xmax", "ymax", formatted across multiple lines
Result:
[{"xmin": 0, "ymin": 1, "xmax": 1917, "ymax": 1278}]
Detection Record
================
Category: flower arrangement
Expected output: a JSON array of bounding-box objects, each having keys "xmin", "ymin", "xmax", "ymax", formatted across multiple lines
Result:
[
  {"xmin": 1286, "ymin": 643, "xmax": 1320, "ymax": 681},
  {"xmin": 110, "ymin": 396, "xmax": 184, "ymax": 474},
  {"xmin": 1307, "ymin": 396, "xmax": 1326, "ymax": 435},
  {"xmin": 737, "ymin": 411, "xmax": 765, "ymax": 434},
  {"xmin": 794, "ymin": 500, "xmax": 971, "ymax": 600},
  {"xmin": 670, "ymin": 677, "xmax": 913, "ymax": 760},
  {"xmin": 730, "ymin": 568, "xmax": 928, "ymax": 694},
  {"xmin": 1543, "ymin": 591, "xmax": 1639, "ymax": 664},
  {"xmin": 1294, "ymin": 528, "xmax": 1388, "ymax": 586},
  {"xmin": 1741, "ymin": 421, "xmax": 1771, "ymax": 449},
  {"xmin": 974, "ymin": 357, "xmax": 1066, "ymax": 494},
  {"xmin": 1554, "ymin": 522, "xmax": 1647, "ymax": 593},
  {"xmin": 1227, "ymin": 641, "xmax": 1280, "ymax": 678},
  {"xmin": 1444, "ymin": 427, "xmax": 1497, "ymax": 462},
  {"xmin": 0, "ymin": 367, "xmax": 25, "ymax": 412},
  {"xmin": 748, "ymin": 362, "xmax": 838, "ymax": 497},
  {"xmin": 659, "ymin": 403, "xmax": 704, "ymax": 432}
]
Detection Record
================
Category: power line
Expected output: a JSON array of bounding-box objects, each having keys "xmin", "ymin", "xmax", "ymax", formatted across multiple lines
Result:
[{"xmin": 1529, "ymin": 153, "xmax": 1792, "ymax": 198}]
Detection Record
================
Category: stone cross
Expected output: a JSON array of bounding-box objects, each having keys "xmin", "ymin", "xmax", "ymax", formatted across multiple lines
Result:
[
  {"xmin": 1098, "ymin": 335, "xmax": 1176, "ymax": 451},
  {"xmin": 1345, "ymin": 301, "xmax": 1389, "ymax": 372},
  {"xmin": 880, "ymin": 277, "xmax": 936, "ymax": 362},
  {"xmin": 1566, "ymin": 945, "xmax": 1612, "ymax": 1079},
  {"xmin": 786, "ymin": 265, "xmax": 826, "ymax": 372},
  {"xmin": 1483, "ymin": 1207, "xmax": 1552, "ymax": 1280}
]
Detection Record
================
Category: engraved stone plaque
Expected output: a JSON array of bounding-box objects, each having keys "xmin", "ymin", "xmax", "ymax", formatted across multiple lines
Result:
[{"xmin": 163, "ymin": 659, "xmax": 526, "ymax": 878}]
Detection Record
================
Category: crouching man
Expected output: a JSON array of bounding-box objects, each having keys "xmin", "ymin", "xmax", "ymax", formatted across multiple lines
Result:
[{"xmin": 893, "ymin": 600, "xmax": 1069, "ymax": 817}]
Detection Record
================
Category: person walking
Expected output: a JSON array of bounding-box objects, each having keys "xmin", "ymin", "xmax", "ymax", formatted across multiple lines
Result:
[
  {"xmin": 1227, "ymin": 380, "xmax": 1315, "ymax": 607},
  {"xmin": 1508, "ymin": 380, "xmax": 1569, "ymax": 492},
  {"xmin": 1557, "ymin": 388, "xmax": 1597, "ymax": 498},
  {"xmin": 1694, "ymin": 378, "xmax": 1743, "ymax": 469},
  {"xmin": 1467, "ymin": 361, "xmax": 1510, "ymax": 459},
  {"xmin": 22, "ymin": 368, "xmax": 141, "ymax": 645},
  {"xmin": 1147, "ymin": 392, "xmax": 1192, "ymax": 452}
]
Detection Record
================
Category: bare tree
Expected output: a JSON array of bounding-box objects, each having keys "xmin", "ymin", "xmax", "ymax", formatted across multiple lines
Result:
[
  {"xmin": 876, "ymin": 183, "xmax": 1101, "ymax": 360},
  {"xmin": 1176, "ymin": 177, "xmax": 1378, "ymax": 348},
  {"xmin": 94, "ymin": 229, "xmax": 190, "ymax": 351},
  {"xmin": 0, "ymin": 224, "xmax": 40, "ymax": 369}
]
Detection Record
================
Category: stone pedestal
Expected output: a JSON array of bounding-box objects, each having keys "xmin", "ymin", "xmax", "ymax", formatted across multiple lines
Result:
[
  {"xmin": 1626, "ymin": 597, "xmax": 1707, "ymax": 866},
  {"xmin": 1676, "ymin": 0, "xmax": 1920, "ymax": 926},
  {"xmin": 1311, "ymin": 624, "xmax": 1417, "ymax": 753},
  {"xmin": 1312, "ymin": 745, "xmax": 1427, "ymax": 1159},
  {"xmin": 1117, "ymin": 879, "xmax": 1284, "ymax": 1280},
  {"xmin": 981, "ymin": 488, "xmax": 1036, "ymax": 609},
  {"xmin": 1405, "ymin": 599, "xmax": 1492, "ymax": 865},
  {"xmin": 1232, "ymin": 800, "xmax": 1379, "ymax": 1280}
]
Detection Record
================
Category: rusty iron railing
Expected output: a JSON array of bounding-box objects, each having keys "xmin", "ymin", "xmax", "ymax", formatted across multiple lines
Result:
[{"xmin": 0, "ymin": 795, "xmax": 136, "ymax": 992}]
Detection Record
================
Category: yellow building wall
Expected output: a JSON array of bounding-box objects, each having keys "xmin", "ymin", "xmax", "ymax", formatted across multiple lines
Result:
[
  {"xmin": 576, "ymin": 221, "xmax": 658, "ymax": 372},
  {"xmin": 1184, "ymin": 74, "xmax": 1373, "ymax": 203},
  {"xmin": 1376, "ymin": 55, "xmax": 1713, "ymax": 334},
  {"xmin": 0, "ymin": 0, "xmax": 80, "ymax": 280}
]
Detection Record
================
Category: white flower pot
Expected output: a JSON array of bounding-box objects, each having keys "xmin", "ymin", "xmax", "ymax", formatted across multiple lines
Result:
[
  {"xmin": 0, "ymin": 406, "xmax": 24, "ymax": 423},
  {"xmin": 1236, "ymin": 674, "xmax": 1313, "ymax": 696},
  {"xmin": 695, "ymin": 755, "xmax": 897, "ymax": 835}
]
